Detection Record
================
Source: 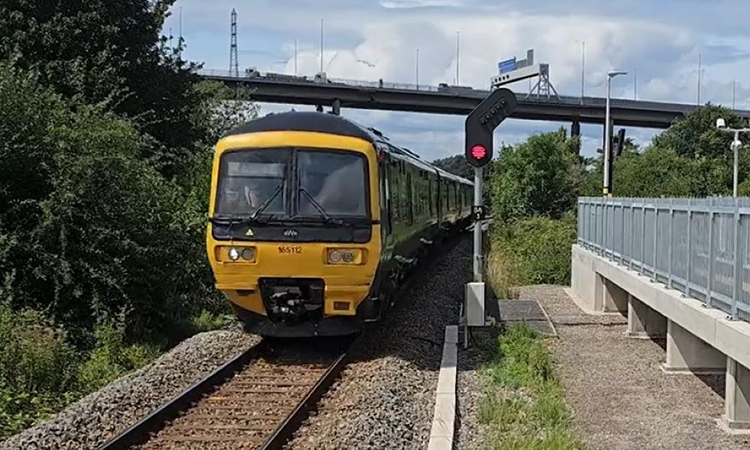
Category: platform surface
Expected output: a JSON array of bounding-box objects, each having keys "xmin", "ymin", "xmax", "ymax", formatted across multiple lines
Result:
[{"xmin": 494, "ymin": 299, "xmax": 556, "ymax": 336}]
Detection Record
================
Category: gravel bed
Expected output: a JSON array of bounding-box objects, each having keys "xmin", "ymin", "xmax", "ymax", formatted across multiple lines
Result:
[
  {"xmin": 1, "ymin": 326, "xmax": 259, "ymax": 450},
  {"xmin": 285, "ymin": 236, "xmax": 472, "ymax": 450},
  {"xmin": 520, "ymin": 284, "xmax": 750, "ymax": 450}
]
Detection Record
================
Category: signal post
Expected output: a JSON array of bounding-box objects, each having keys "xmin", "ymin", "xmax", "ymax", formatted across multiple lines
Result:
[{"xmin": 463, "ymin": 88, "xmax": 517, "ymax": 347}]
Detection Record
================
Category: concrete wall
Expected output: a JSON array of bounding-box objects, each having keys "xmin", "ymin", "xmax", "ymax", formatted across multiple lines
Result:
[{"xmin": 571, "ymin": 244, "xmax": 750, "ymax": 434}]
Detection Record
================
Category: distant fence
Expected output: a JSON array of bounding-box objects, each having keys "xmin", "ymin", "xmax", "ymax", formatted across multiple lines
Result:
[{"xmin": 577, "ymin": 197, "xmax": 750, "ymax": 324}]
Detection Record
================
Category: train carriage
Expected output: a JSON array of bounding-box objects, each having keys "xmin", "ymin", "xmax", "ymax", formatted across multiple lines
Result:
[{"xmin": 207, "ymin": 111, "xmax": 473, "ymax": 337}]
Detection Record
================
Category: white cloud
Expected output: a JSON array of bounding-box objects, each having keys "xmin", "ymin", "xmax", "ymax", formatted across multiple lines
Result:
[{"xmin": 173, "ymin": 0, "xmax": 750, "ymax": 161}]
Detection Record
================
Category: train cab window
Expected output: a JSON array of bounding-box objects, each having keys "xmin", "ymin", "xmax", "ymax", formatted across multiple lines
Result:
[
  {"xmin": 215, "ymin": 149, "xmax": 291, "ymax": 216},
  {"xmin": 298, "ymin": 151, "xmax": 368, "ymax": 217}
]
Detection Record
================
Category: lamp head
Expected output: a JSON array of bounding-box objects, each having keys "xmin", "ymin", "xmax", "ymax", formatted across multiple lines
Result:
[
  {"xmin": 608, "ymin": 70, "xmax": 628, "ymax": 78},
  {"xmin": 716, "ymin": 118, "xmax": 727, "ymax": 129}
]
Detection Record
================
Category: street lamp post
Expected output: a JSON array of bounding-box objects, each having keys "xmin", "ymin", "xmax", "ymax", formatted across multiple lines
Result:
[
  {"xmin": 717, "ymin": 118, "xmax": 750, "ymax": 197},
  {"xmin": 604, "ymin": 70, "xmax": 627, "ymax": 196}
]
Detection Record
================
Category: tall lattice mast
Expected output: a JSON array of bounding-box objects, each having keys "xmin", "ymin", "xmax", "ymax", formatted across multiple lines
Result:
[{"xmin": 230, "ymin": 9, "xmax": 238, "ymax": 76}]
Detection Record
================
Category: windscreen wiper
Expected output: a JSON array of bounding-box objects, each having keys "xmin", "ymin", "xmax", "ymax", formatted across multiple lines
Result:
[
  {"xmin": 298, "ymin": 188, "xmax": 338, "ymax": 223},
  {"xmin": 249, "ymin": 183, "xmax": 285, "ymax": 220}
]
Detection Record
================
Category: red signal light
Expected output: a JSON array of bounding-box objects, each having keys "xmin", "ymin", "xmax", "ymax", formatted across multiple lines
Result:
[{"xmin": 471, "ymin": 144, "xmax": 487, "ymax": 160}]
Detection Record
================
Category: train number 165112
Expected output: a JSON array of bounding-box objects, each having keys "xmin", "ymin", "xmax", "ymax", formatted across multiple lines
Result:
[{"xmin": 278, "ymin": 246, "xmax": 302, "ymax": 254}]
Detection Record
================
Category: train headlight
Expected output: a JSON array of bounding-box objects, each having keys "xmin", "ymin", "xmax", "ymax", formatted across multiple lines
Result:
[
  {"xmin": 241, "ymin": 247, "xmax": 255, "ymax": 261},
  {"xmin": 220, "ymin": 246, "xmax": 256, "ymax": 263},
  {"xmin": 326, "ymin": 248, "xmax": 364, "ymax": 265}
]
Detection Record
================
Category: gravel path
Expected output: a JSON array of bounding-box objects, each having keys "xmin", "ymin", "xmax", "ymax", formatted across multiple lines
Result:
[
  {"xmin": 520, "ymin": 284, "xmax": 750, "ymax": 450},
  {"xmin": 1, "ymin": 327, "xmax": 259, "ymax": 450},
  {"xmin": 285, "ymin": 236, "xmax": 472, "ymax": 450}
]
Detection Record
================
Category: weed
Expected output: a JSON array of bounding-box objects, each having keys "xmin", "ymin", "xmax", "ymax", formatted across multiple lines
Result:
[{"xmin": 479, "ymin": 324, "xmax": 586, "ymax": 450}]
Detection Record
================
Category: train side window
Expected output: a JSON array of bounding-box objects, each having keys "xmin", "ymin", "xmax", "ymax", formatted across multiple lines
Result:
[
  {"xmin": 406, "ymin": 172, "xmax": 413, "ymax": 225},
  {"xmin": 389, "ymin": 162, "xmax": 400, "ymax": 221},
  {"xmin": 428, "ymin": 177, "xmax": 434, "ymax": 216}
]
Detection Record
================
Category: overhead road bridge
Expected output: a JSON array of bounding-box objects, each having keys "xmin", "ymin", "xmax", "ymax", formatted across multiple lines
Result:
[{"xmin": 198, "ymin": 69, "xmax": 750, "ymax": 129}]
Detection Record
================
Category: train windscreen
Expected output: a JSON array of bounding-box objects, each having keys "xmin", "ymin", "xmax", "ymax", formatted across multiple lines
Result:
[
  {"xmin": 214, "ymin": 148, "xmax": 368, "ymax": 219},
  {"xmin": 298, "ymin": 150, "xmax": 367, "ymax": 218},
  {"xmin": 215, "ymin": 149, "xmax": 291, "ymax": 216}
]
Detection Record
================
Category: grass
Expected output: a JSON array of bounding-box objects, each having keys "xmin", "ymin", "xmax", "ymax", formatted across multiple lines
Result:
[{"xmin": 479, "ymin": 324, "xmax": 585, "ymax": 450}]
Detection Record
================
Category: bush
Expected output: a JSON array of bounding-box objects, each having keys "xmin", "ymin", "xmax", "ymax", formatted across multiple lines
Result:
[
  {"xmin": 488, "ymin": 215, "xmax": 577, "ymax": 297},
  {"xmin": 491, "ymin": 129, "xmax": 584, "ymax": 222},
  {"xmin": 0, "ymin": 63, "xmax": 216, "ymax": 344},
  {"xmin": 77, "ymin": 319, "xmax": 161, "ymax": 391},
  {"xmin": 0, "ymin": 302, "xmax": 78, "ymax": 438}
]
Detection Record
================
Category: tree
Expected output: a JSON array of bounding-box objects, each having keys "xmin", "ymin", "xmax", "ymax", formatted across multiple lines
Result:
[
  {"xmin": 431, "ymin": 154, "xmax": 474, "ymax": 179},
  {"xmin": 0, "ymin": 0, "xmax": 217, "ymax": 177},
  {"xmin": 491, "ymin": 128, "xmax": 584, "ymax": 221},
  {"xmin": 652, "ymin": 104, "xmax": 745, "ymax": 160}
]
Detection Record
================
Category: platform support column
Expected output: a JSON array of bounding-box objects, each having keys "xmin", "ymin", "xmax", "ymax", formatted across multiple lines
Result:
[
  {"xmin": 663, "ymin": 320, "xmax": 726, "ymax": 374},
  {"xmin": 722, "ymin": 358, "xmax": 750, "ymax": 434},
  {"xmin": 627, "ymin": 295, "xmax": 667, "ymax": 338}
]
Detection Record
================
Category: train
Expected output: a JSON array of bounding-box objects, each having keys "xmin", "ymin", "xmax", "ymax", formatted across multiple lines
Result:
[{"xmin": 206, "ymin": 111, "xmax": 473, "ymax": 337}]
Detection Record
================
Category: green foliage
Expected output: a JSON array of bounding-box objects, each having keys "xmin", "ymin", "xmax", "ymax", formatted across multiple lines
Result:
[
  {"xmin": 652, "ymin": 105, "xmax": 745, "ymax": 160},
  {"xmin": 431, "ymin": 154, "xmax": 474, "ymax": 178},
  {"xmin": 582, "ymin": 106, "xmax": 746, "ymax": 198},
  {"xmin": 0, "ymin": 0, "xmax": 247, "ymax": 178},
  {"xmin": 0, "ymin": 303, "xmax": 163, "ymax": 440},
  {"xmin": 0, "ymin": 0, "xmax": 257, "ymax": 433},
  {"xmin": 0, "ymin": 302, "xmax": 78, "ymax": 438},
  {"xmin": 77, "ymin": 319, "xmax": 161, "ymax": 391},
  {"xmin": 491, "ymin": 129, "xmax": 584, "ymax": 221},
  {"xmin": 488, "ymin": 215, "xmax": 577, "ymax": 298},
  {"xmin": 190, "ymin": 310, "xmax": 234, "ymax": 334},
  {"xmin": 0, "ymin": 65, "xmax": 216, "ymax": 342},
  {"xmin": 480, "ymin": 324, "xmax": 585, "ymax": 450}
]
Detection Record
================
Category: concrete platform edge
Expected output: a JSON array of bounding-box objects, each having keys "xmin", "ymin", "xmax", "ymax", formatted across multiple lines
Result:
[{"xmin": 427, "ymin": 325, "xmax": 458, "ymax": 450}]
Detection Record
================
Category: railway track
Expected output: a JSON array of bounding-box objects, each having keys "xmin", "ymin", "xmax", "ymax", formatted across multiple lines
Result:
[{"xmin": 98, "ymin": 339, "xmax": 350, "ymax": 450}]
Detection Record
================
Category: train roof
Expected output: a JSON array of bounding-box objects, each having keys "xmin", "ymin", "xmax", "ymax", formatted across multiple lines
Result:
[
  {"xmin": 224, "ymin": 111, "xmax": 375, "ymax": 143},
  {"xmin": 225, "ymin": 111, "xmax": 472, "ymax": 185}
]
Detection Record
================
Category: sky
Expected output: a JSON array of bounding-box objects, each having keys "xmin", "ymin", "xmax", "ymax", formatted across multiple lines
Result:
[{"xmin": 165, "ymin": 0, "xmax": 750, "ymax": 160}]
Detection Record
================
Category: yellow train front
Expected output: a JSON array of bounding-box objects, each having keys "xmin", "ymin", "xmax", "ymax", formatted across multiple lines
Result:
[{"xmin": 207, "ymin": 111, "xmax": 472, "ymax": 337}]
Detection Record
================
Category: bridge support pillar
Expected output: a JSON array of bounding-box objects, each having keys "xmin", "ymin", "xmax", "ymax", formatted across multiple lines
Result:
[
  {"xmin": 603, "ymin": 279, "xmax": 628, "ymax": 313},
  {"xmin": 571, "ymin": 120, "xmax": 580, "ymax": 137},
  {"xmin": 663, "ymin": 320, "xmax": 726, "ymax": 374},
  {"xmin": 627, "ymin": 295, "xmax": 667, "ymax": 338},
  {"xmin": 721, "ymin": 358, "xmax": 750, "ymax": 434}
]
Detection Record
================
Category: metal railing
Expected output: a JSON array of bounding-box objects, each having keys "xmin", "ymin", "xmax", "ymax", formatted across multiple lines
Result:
[{"xmin": 577, "ymin": 197, "xmax": 750, "ymax": 324}]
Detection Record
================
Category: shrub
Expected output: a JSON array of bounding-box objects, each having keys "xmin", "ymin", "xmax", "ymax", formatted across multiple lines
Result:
[
  {"xmin": 0, "ymin": 302, "xmax": 78, "ymax": 438},
  {"xmin": 488, "ymin": 215, "xmax": 577, "ymax": 296},
  {"xmin": 491, "ymin": 129, "xmax": 584, "ymax": 222},
  {"xmin": 77, "ymin": 319, "xmax": 161, "ymax": 391}
]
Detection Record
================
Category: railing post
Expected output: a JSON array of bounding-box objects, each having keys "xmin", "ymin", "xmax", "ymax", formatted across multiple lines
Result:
[
  {"xmin": 620, "ymin": 199, "xmax": 625, "ymax": 265},
  {"xmin": 640, "ymin": 200, "xmax": 646, "ymax": 275},
  {"xmin": 732, "ymin": 199, "xmax": 740, "ymax": 320},
  {"xmin": 652, "ymin": 200, "xmax": 659, "ymax": 282},
  {"xmin": 685, "ymin": 198, "xmax": 692, "ymax": 297},
  {"xmin": 707, "ymin": 198, "xmax": 714, "ymax": 308},
  {"xmin": 604, "ymin": 197, "xmax": 609, "ymax": 258},
  {"xmin": 668, "ymin": 199, "xmax": 674, "ymax": 289},
  {"xmin": 629, "ymin": 199, "xmax": 634, "ymax": 270}
]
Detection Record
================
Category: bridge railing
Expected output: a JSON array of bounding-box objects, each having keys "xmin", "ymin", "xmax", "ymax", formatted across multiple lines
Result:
[{"xmin": 578, "ymin": 197, "xmax": 750, "ymax": 324}]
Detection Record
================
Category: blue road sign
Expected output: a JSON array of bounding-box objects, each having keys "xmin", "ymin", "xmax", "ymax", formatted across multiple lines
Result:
[{"xmin": 498, "ymin": 58, "xmax": 517, "ymax": 74}]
